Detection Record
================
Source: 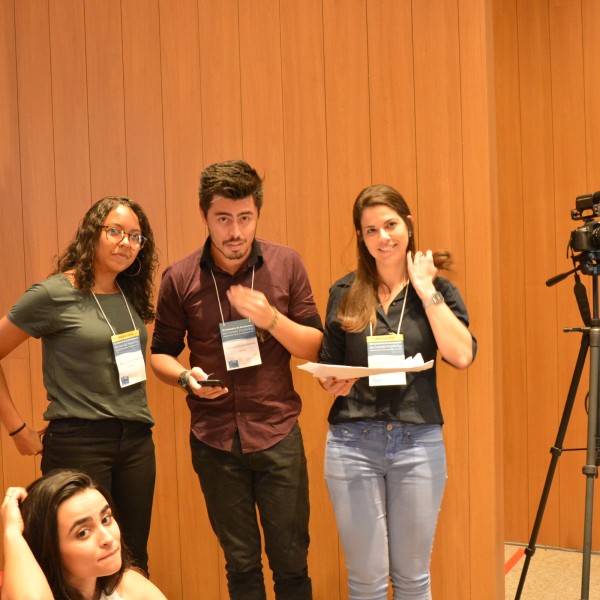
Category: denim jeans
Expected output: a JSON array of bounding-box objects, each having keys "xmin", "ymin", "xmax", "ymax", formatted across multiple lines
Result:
[
  {"xmin": 41, "ymin": 418, "xmax": 156, "ymax": 574},
  {"xmin": 190, "ymin": 422, "xmax": 312, "ymax": 600},
  {"xmin": 325, "ymin": 421, "xmax": 447, "ymax": 600}
]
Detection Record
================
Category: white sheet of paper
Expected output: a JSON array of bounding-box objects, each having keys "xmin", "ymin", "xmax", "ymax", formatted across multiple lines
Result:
[{"xmin": 297, "ymin": 354, "xmax": 434, "ymax": 379}]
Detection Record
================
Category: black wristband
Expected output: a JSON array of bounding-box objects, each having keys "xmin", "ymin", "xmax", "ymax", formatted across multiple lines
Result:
[{"xmin": 8, "ymin": 422, "xmax": 26, "ymax": 437}]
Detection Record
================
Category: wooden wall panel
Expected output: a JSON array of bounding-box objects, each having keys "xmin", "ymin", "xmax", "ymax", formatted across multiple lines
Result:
[
  {"xmin": 548, "ymin": 0, "xmax": 592, "ymax": 552},
  {"xmin": 48, "ymin": 0, "xmax": 92, "ymax": 246},
  {"xmin": 238, "ymin": 0, "xmax": 287, "ymax": 247},
  {"xmin": 0, "ymin": 1, "xmax": 506, "ymax": 598},
  {"xmin": 159, "ymin": 0, "xmax": 205, "ymax": 262},
  {"xmin": 280, "ymin": 0, "xmax": 331, "ymax": 312},
  {"xmin": 412, "ymin": 3, "xmax": 471, "ymax": 598},
  {"xmin": 495, "ymin": 0, "xmax": 600, "ymax": 568},
  {"xmin": 280, "ymin": 1, "xmax": 340, "ymax": 597},
  {"xmin": 0, "ymin": 0, "xmax": 36, "ymax": 536},
  {"xmin": 14, "ymin": 0, "xmax": 58, "ymax": 451},
  {"xmin": 198, "ymin": 0, "xmax": 243, "ymax": 166},
  {"xmin": 458, "ymin": 1, "xmax": 504, "ymax": 598},
  {"xmin": 84, "ymin": 0, "xmax": 128, "ymax": 197},
  {"xmin": 516, "ymin": 0, "xmax": 561, "ymax": 547},
  {"xmin": 323, "ymin": 0, "xmax": 371, "ymax": 283},
  {"xmin": 367, "ymin": 0, "xmax": 418, "ymax": 199},
  {"xmin": 0, "ymin": 0, "xmax": 37, "ymax": 529},
  {"xmin": 0, "ymin": 0, "xmax": 27, "ymax": 318},
  {"xmin": 493, "ymin": 0, "xmax": 529, "ymax": 544},
  {"xmin": 584, "ymin": 0, "xmax": 600, "ymax": 188}
]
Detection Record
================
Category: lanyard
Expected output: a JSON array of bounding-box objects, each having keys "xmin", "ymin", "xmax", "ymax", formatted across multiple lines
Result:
[
  {"xmin": 210, "ymin": 266, "xmax": 255, "ymax": 324},
  {"xmin": 369, "ymin": 281, "xmax": 410, "ymax": 337},
  {"xmin": 91, "ymin": 283, "xmax": 137, "ymax": 335}
]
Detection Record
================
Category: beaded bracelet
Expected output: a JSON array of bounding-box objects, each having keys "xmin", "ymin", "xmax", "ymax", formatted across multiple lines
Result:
[{"xmin": 8, "ymin": 422, "xmax": 26, "ymax": 437}]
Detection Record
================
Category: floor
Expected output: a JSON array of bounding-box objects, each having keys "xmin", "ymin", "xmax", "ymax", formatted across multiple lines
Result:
[{"xmin": 505, "ymin": 543, "xmax": 600, "ymax": 599}]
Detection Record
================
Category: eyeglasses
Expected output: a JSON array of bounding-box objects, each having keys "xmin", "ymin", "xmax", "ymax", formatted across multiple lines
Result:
[{"xmin": 99, "ymin": 226, "xmax": 147, "ymax": 249}]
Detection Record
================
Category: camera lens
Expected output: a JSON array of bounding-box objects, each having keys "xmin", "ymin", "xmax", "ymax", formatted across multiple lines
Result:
[{"xmin": 591, "ymin": 223, "xmax": 600, "ymax": 249}]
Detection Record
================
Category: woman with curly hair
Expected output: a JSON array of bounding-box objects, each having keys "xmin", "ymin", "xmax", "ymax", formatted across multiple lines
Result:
[
  {"xmin": 0, "ymin": 197, "xmax": 159, "ymax": 575},
  {"xmin": 1, "ymin": 470, "xmax": 166, "ymax": 600}
]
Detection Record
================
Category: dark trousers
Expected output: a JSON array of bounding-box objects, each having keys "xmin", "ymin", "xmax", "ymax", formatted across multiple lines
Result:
[
  {"xmin": 190, "ymin": 422, "xmax": 312, "ymax": 600},
  {"xmin": 41, "ymin": 418, "xmax": 156, "ymax": 574}
]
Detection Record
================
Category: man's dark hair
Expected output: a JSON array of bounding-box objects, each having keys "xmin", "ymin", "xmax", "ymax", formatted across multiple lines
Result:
[{"xmin": 199, "ymin": 159, "xmax": 263, "ymax": 215}]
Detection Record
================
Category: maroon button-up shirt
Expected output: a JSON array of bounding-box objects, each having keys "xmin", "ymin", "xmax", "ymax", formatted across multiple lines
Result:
[{"xmin": 151, "ymin": 238, "xmax": 322, "ymax": 452}]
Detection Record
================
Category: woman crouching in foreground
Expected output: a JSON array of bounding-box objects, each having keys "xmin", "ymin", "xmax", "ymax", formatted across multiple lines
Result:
[{"xmin": 1, "ymin": 470, "xmax": 167, "ymax": 600}]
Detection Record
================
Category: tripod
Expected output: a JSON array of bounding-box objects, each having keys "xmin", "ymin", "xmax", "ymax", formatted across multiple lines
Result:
[{"xmin": 515, "ymin": 270, "xmax": 600, "ymax": 600}]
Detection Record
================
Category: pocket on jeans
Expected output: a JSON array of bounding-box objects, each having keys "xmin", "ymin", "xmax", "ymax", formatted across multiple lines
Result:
[
  {"xmin": 46, "ymin": 419, "xmax": 88, "ymax": 437},
  {"xmin": 411, "ymin": 424, "xmax": 444, "ymax": 446},
  {"xmin": 328, "ymin": 424, "xmax": 365, "ymax": 445}
]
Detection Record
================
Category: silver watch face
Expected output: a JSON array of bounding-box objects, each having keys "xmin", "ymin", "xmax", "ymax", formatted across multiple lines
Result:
[{"xmin": 424, "ymin": 290, "xmax": 444, "ymax": 309}]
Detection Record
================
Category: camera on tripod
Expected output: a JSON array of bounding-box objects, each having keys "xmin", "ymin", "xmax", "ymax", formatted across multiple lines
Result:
[
  {"xmin": 570, "ymin": 192, "xmax": 600, "ymax": 251},
  {"xmin": 569, "ymin": 192, "xmax": 600, "ymax": 274}
]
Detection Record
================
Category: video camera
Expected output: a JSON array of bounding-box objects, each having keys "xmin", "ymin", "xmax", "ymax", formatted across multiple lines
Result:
[
  {"xmin": 570, "ymin": 192, "xmax": 600, "ymax": 252},
  {"xmin": 569, "ymin": 192, "xmax": 600, "ymax": 276}
]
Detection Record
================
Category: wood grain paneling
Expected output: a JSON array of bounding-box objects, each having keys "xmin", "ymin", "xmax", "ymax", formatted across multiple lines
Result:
[
  {"xmin": 280, "ymin": 1, "xmax": 340, "ymax": 597},
  {"xmin": 495, "ymin": 0, "xmax": 600, "ymax": 570},
  {"xmin": 412, "ymin": 2, "xmax": 473, "ymax": 597},
  {"xmin": 517, "ymin": 0, "xmax": 561, "ymax": 548},
  {"xmin": 548, "ymin": 0, "xmax": 592, "ymax": 553},
  {"xmin": 0, "ymin": 1, "xmax": 512, "ymax": 597},
  {"xmin": 458, "ymin": 1, "xmax": 504, "ymax": 598},
  {"xmin": 84, "ymin": 0, "xmax": 128, "ymax": 197},
  {"xmin": 49, "ymin": 0, "xmax": 92, "ymax": 246},
  {"xmin": 198, "ymin": 0, "xmax": 243, "ymax": 166},
  {"xmin": 238, "ymin": 0, "xmax": 287, "ymax": 247},
  {"xmin": 159, "ymin": 0, "xmax": 205, "ymax": 262},
  {"xmin": 367, "ymin": 0, "xmax": 418, "ymax": 199},
  {"xmin": 493, "ymin": 0, "xmax": 529, "ymax": 545},
  {"xmin": 0, "ymin": 0, "xmax": 44, "ymax": 564},
  {"xmin": 323, "ymin": 0, "xmax": 372, "ymax": 284}
]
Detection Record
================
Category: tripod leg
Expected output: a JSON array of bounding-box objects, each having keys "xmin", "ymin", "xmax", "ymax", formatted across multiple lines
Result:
[
  {"xmin": 515, "ymin": 332, "xmax": 589, "ymax": 599},
  {"xmin": 581, "ymin": 325, "xmax": 600, "ymax": 600}
]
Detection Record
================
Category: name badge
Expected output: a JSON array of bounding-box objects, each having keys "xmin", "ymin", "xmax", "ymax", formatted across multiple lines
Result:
[
  {"xmin": 111, "ymin": 330, "xmax": 146, "ymax": 388},
  {"xmin": 367, "ymin": 333, "xmax": 406, "ymax": 386},
  {"xmin": 219, "ymin": 319, "xmax": 262, "ymax": 371}
]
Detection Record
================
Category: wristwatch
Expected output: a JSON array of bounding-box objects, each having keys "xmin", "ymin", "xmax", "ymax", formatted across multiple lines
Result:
[
  {"xmin": 177, "ymin": 369, "xmax": 193, "ymax": 394},
  {"xmin": 423, "ymin": 290, "xmax": 445, "ymax": 310}
]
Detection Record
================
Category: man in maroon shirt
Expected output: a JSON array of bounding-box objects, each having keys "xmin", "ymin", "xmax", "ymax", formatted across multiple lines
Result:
[{"xmin": 150, "ymin": 160, "xmax": 322, "ymax": 600}]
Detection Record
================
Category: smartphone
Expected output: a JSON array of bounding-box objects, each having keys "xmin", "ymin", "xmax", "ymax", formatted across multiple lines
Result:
[{"xmin": 197, "ymin": 379, "xmax": 226, "ymax": 387}]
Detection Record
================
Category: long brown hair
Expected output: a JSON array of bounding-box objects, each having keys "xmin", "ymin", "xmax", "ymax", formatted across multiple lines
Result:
[
  {"xmin": 22, "ymin": 470, "xmax": 129, "ymax": 600},
  {"xmin": 338, "ymin": 184, "xmax": 451, "ymax": 332},
  {"xmin": 53, "ymin": 196, "xmax": 158, "ymax": 322}
]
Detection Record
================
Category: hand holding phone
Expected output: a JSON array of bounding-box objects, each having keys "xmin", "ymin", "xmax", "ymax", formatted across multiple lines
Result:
[{"xmin": 197, "ymin": 379, "xmax": 226, "ymax": 387}]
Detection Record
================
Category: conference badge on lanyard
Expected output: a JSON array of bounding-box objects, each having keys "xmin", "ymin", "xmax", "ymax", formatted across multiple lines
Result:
[
  {"xmin": 92, "ymin": 285, "xmax": 147, "ymax": 388},
  {"xmin": 111, "ymin": 330, "xmax": 146, "ymax": 387},
  {"xmin": 211, "ymin": 265, "xmax": 262, "ymax": 371},
  {"xmin": 367, "ymin": 333, "xmax": 407, "ymax": 386},
  {"xmin": 367, "ymin": 282, "xmax": 410, "ymax": 386},
  {"xmin": 219, "ymin": 319, "xmax": 262, "ymax": 371}
]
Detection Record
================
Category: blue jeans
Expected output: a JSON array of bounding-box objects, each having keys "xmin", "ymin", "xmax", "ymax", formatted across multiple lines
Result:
[
  {"xmin": 325, "ymin": 421, "xmax": 447, "ymax": 600},
  {"xmin": 190, "ymin": 422, "xmax": 312, "ymax": 600}
]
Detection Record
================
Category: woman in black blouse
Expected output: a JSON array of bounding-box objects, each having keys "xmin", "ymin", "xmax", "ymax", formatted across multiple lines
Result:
[{"xmin": 319, "ymin": 184, "xmax": 476, "ymax": 600}]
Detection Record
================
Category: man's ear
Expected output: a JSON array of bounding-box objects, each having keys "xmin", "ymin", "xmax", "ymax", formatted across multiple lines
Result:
[{"xmin": 200, "ymin": 207, "xmax": 207, "ymax": 225}]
